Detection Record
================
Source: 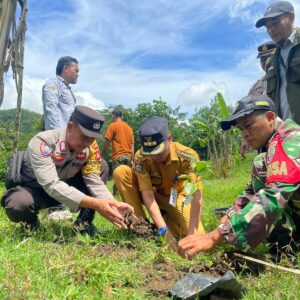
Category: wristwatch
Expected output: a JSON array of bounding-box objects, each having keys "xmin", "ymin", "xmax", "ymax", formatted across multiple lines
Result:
[{"xmin": 157, "ymin": 226, "xmax": 169, "ymax": 237}]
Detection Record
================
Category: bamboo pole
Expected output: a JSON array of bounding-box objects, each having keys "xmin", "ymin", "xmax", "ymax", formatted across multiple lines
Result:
[
  {"xmin": 233, "ymin": 252, "xmax": 300, "ymax": 275},
  {"xmin": 0, "ymin": 0, "xmax": 17, "ymax": 106},
  {"xmin": 12, "ymin": 0, "xmax": 27, "ymax": 150}
]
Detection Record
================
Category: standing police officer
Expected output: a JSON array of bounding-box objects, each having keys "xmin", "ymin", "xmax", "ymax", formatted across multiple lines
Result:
[
  {"xmin": 1, "ymin": 106, "xmax": 133, "ymax": 234},
  {"xmin": 113, "ymin": 117, "xmax": 205, "ymax": 242},
  {"xmin": 248, "ymin": 41, "xmax": 276, "ymax": 96}
]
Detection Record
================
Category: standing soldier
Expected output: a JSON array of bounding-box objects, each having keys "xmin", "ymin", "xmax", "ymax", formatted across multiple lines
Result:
[
  {"xmin": 1, "ymin": 106, "xmax": 133, "ymax": 235},
  {"xmin": 102, "ymin": 109, "xmax": 134, "ymax": 194},
  {"xmin": 177, "ymin": 95, "xmax": 300, "ymax": 260},
  {"xmin": 113, "ymin": 117, "xmax": 205, "ymax": 242}
]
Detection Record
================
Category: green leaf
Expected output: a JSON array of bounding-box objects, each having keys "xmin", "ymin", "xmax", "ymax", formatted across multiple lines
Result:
[
  {"xmin": 191, "ymin": 120, "xmax": 211, "ymax": 133},
  {"xmin": 217, "ymin": 93, "xmax": 230, "ymax": 118},
  {"xmin": 184, "ymin": 182, "xmax": 198, "ymax": 196},
  {"xmin": 195, "ymin": 161, "xmax": 207, "ymax": 174},
  {"xmin": 198, "ymin": 137, "xmax": 208, "ymax": 148}
]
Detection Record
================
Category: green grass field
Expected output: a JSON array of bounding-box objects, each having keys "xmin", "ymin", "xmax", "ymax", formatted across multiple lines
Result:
[{"xmin": 0, "ymin": 155, "xmax": 300, "ymax": 299}]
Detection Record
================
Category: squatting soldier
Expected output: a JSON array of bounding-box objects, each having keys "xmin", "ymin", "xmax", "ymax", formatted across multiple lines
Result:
[
  {"xmin": 113, "ymin": 117, "xmax": 205, "ymax": 241},
  {"xmin": 177, "ymin": 95, "xmax": 300, "ymax": 260},
  {"xmin": 1, "ymin": 106, "xmax": 133, "ymax": 234}
]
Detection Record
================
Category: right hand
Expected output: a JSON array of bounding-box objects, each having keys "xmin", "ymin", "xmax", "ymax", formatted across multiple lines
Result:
[{"xmin": 95, "ymin": 199, "xmax": 133, "ymax": 229}]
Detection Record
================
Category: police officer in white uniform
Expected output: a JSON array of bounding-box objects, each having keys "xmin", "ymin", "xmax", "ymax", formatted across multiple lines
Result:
[{"xmin": 1, "ymin": 106, "xmax": 133, "ymax": 234}]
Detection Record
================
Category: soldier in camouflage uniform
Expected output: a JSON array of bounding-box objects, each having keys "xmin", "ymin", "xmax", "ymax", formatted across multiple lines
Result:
[{"xmin": 177, "ymin": 94, "xmax": 300, "ymax": 260}]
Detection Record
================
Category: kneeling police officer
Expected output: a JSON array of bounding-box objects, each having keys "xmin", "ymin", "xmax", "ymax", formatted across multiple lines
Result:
[{"xmin": 1, "ymin": 105, "xmax": 133, "ymax": 234}]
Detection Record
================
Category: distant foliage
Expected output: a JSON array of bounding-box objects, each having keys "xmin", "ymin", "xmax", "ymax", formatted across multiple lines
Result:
[
  {"xmin": 0, "ymin": 108, "xmax": 41, "ymax": 180},
  {"xmin": 0, "ymin": 94, "xmax": 243, "ymax": 181},
  {"xmin": 191, "ymin": 93, "xmax": 241, "ymax": 178}
]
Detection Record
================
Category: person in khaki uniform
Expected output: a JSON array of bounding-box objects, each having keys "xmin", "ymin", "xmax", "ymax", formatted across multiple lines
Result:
[
  {"xmin": 113, "ymin": 117, "xmax": 205, "ymax": 240},
  {"xmin": 1, "ymin": 106, "xmax": 133, "ymax": 234}
]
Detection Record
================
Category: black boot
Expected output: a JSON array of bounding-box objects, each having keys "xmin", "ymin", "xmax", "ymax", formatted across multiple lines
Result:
[{"xmin": 73, "ymin": 208, "xmax": 106, "ymax": 237}]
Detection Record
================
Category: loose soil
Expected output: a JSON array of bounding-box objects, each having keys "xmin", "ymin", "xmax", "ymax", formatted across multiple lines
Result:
[{"xmin": 124, "ymin": 212, "xmax": 156, "ymax": 238}]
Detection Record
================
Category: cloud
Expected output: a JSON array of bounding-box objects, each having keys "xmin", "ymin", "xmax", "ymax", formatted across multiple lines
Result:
[
  {"xmin": 178, "ymin": 81, "xmax": 228, "ymax": 106},
  {"xmin": 2, "ymin": 75, "xmax": 105, "ymax": 113},
  {"xmin": 75, "ymin": 91, "xmax": 105, "ymax": 110}
]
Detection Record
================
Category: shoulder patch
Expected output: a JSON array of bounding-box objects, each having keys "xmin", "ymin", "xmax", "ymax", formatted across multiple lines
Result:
[{"xmin": 40, "ymin": 141, "xmax": 52, "ymax": 156}]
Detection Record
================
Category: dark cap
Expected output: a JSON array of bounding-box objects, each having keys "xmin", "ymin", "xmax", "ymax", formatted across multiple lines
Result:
[
  {"xmin": 257, "ymin": 41, "xmax": 276, "ymax": 58},
  {"xmin": 139, "ymin": 117, "xmax": 168, "ymax": 155},
  {"xmin": 220, "ymin": 95, "xmax": 276, "ymax": 131},
  {"xmin": 256, "ymin": 1, "xmax": 294, "ymax": 28},
  {"xmin": 70, "ymin": 105, "xmax": 105, "ymax": 139}
]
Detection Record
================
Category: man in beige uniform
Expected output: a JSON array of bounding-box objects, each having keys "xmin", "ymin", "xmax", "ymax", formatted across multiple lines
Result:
[{"xmin": 1, "ymin": 106, "xmax": 133, "ymax": 234}]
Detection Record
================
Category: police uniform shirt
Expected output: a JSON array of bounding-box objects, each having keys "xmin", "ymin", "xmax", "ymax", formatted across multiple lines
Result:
[
  {"xmin": 42, "ymin": 76, "xmax": 76, "ymax": 130},
  {"xmin": 22, "ymin": 128, "xmax": 113, "ymax": 212},
  {"xmin": 134, "ymin": 142, "xmax": 201, "ymax": 196}
]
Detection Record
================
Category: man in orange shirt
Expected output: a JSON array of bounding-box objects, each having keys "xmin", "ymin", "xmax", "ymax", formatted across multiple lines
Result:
[{"xmin": 102, "ymin": 110, "xmax": 134, "ymax": 193}]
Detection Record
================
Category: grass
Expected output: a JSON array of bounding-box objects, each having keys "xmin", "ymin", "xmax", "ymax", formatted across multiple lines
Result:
[{"xmin": 0, "ymin": 154, "xmax": 300, "ymax": 299}]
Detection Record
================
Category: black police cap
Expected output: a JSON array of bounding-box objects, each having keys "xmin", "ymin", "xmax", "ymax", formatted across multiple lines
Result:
[
  {"xmin": 220, "ymin": 95, "xmax": 276, "ymax": 131},
  {"xmin": 257, "ymin": 41, "xmax": 276, "ymax": 58},
  {"xmin": 71, "ymin": 105, "xmax": 104, "ymax": 139},
  {"xmin": 139, "ymin": 117, "xmax": 169, "ymax": 155}
]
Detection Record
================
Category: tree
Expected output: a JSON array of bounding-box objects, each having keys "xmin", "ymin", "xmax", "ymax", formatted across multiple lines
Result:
[{"xmin": 191, "ymin": 93, "xmax": 241, "ymax": 178}]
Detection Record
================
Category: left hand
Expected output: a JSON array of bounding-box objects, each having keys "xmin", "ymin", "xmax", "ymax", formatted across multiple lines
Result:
[{"xmin": 177, "ymin": 229, "xmax": 223, "ymax": 260}]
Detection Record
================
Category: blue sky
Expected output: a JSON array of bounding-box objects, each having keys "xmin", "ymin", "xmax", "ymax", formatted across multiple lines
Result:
[{"xmin": 2, "ymin": 0, "xmax": 300, "ymax": 114}]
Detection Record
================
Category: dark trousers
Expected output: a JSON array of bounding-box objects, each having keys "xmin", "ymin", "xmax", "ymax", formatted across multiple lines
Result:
[{"xmin": 1, "ymin": 159, "xmax": 109, "ymax": 225}]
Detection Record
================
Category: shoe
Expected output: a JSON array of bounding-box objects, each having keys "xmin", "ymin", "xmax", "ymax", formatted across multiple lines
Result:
[
  {"xmin": 73, "ymin": 222, "xmax": 106, "ymax": 237},
  {"xmin": 48, "ymin": 209, "xmax": 73, "ymax": 222}
]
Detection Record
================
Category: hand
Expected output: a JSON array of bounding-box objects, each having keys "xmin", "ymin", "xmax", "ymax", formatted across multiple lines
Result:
[
  {"xmin": 177, "ymin": 229, "xmax": 223, "ymax": 260},
  {"xmin": 163, "ymin": 231, "xmax": 178, "ymax": 252},
  {"xmin": 95, "ymin": 199, "xmax": 133, "ymax": 229},
  {"xmin": 219, "ymin": 215, "xmax": 229, "ymax": 225}
]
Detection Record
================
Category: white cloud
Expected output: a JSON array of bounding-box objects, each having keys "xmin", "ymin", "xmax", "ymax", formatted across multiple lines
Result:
[
  {"xmin": 178, "ymin": 81, "xmax": 228, "ymax": 106},
  {"xmin": 75, "ymin": 91, "xmax": 105, "ymax": 110},
  {"xmin": 1, "ymin": 75, "xmax": 106, "ymax": 113},
  {"xmin": 2, "ymin": 76, "xmax": 44, "ymax": 112}
]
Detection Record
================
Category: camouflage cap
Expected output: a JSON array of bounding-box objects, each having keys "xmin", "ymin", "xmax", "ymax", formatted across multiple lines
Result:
[
  {"xmin": 220, "ymin": 95, "xmax": 276, "ymax": 131},
  {"xmin": 257, "ymin": 41, "xmax": 276, "ymax": 58},
  {"xmin": 255, "ymin": 1, "xmax": 294, "ymax": 28},
  {"xmin": 139, "ymin": 117, "xmax": 168, "ymax": 155},
  {"xmin": 71, "ymin": 105, "xmax": 104, "ymax": 139}
]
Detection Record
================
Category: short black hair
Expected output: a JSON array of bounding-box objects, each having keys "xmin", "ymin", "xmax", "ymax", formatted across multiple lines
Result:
[
  {"xmin": 56, "ymin": 56, "xmax": 78, "ymax": 76},
  {"xmin": 112, "ymin": 109, "xmax": 123, "ymax": 118}
]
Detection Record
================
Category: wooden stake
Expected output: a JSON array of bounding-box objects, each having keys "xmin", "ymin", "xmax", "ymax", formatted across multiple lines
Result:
[{"xmin": 233, "ymin": 252, "xmax": 300, "ymax": 275}]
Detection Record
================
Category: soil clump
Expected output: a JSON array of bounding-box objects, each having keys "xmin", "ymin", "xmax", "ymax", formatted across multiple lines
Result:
[{"xmin": 124, "ymin": 212, "xmax": 156, "ymax": 238}]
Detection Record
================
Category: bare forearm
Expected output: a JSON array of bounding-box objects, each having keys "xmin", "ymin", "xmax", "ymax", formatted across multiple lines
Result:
[
  {"xmin": 142, "ymin": 191, "xmax": 166, "ymax": 228},
  {"xmin": 188, "ymin": 190, "xmax": 202, "ymax": 235}
]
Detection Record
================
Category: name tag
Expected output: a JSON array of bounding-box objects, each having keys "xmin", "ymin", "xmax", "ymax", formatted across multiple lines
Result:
[{"xmin": 169, "ymin": 188, "xmax": 178, "ymax": 207}]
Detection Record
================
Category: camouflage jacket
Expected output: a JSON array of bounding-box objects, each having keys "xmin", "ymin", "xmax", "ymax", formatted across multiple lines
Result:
[{"xmin": 218, "ymin": 118, "xmax": 300, "ymax": 250}]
